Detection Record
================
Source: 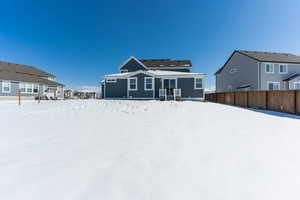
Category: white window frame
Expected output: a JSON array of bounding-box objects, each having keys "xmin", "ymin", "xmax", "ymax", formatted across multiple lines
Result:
[
  {"xmin": 25, "ymin": 83, "xmax": 34, "ymax": 93},
  {"xmin": 279, "ymin": 64, "xmax": 288, "ymax": 74},
  {"xmin": 106, "ymin": 79, "xmax": 117, "ymax": 83},
  {"xmin": 194, "ymin": 78, "xmax": 203, "ymax": 89},
  {"xmin": 265, "ymin": 63, "xmax": 274, "ymax": 73},
  {"xmin": 19, "ymin": 82, "xmax": 26, "ymax": 93},
  {"xmin": 267, "ymin": 81, "xmax": 280, "ymax": 90},
  {"xmin": 2, "ymin": 81, "xmax": 11, "ymax": 93},
  {"xmin": 128, "ymin": 77, "xmax": 137, "ymax": 91},
  {"xmin": 294, "ymin": 82, "xmax": 300, "ymax": 90},
  {"xmin": 33, "ymin": 84, "xmax": 39, "ymax": 93},
  {"xmin": 144, "ymin": 77, "xmax": 154, "ymax": 91},
  {"xmin": 229, "ymin": 68, "xmax": 238, "ymax": 74}
]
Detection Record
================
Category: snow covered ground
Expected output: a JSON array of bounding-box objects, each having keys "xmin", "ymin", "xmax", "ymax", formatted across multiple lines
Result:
[{"xmin": 1, "ymin": 100, "xmax": 300, "ymax": 200}]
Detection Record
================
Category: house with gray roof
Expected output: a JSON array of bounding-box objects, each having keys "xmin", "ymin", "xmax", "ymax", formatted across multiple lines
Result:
[
  {"xmin": 101, "ymin": 56, "xmax": 206, "ymax": 100},
  {"xmin": 0, "ymin": 61, "xmax": 64, "ymax": 100},
  {"xmin": 215, "ymin": 50, "xmax": 300, "ymax": 92}
]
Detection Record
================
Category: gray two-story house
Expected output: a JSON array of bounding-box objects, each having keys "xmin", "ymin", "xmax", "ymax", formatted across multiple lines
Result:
[
  {"xmin": 101, "ymin": 56, "xmax": 206, "ymax": 100},
  {"xmin": 215, "ymin": 50, "xmax": 300, "ymax": 92},
  {"xmin": 0, "ymin": 61, "xmax": 64, "ymax": 100}
]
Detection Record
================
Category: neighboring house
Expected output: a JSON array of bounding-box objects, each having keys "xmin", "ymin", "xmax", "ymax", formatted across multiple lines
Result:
[
  {"xmin": 73, "ymin": 90, "xmax": 96, "ymax": 99},
  {"xmin": 215, "ymin": 50, "xmax": 300, "ymax": 92},
  {"xmin": 101, "ymin": 56, "xmax": 206, "ymax": 100},
  {"xmin": 0, "ymin": 61, "xmax": 64, "ymax": 100}
]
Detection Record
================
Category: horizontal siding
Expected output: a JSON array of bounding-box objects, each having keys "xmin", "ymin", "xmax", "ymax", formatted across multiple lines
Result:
[{"xmin": 177, "ymin": 78, "xmax": 204, "ymax": 98}]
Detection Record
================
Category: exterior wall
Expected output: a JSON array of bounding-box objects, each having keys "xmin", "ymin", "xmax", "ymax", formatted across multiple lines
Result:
[
  {"xmin": 128, "ymin": 73, "xmax": 154, "ymax": 99},
  {"xmin": 177, "ymin": 78, "xmax": 204, "ymax": 98},
  {"xmin": 154, "ymin": 78, "xmax": 162, "ymax": 98},
  {"xmin": 288, "ymin": 76, "xmax": 300, "ymax": 89},
  {"xmin": 105, "ymin": 79, "xmax": 127, "ymax": 98},
  {"xmin": 216, "ymin": 52, "xmax": 259, "ymax": 92},
  {"xmin": 120, "ymin": 59, "xmax": 146, "ymax": 72},
  {"xmin": 259, "ymin": 63, "xmax": 300, "ymax": 90},
  {"xmin": 0, "ymin": 80, "xmax": 62, "ymax": 99}
]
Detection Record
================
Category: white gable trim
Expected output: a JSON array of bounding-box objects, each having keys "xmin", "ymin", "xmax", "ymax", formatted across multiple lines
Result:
[{"xmin": 118, "ymin": 56, "xmax": 148, "ymax": 71}]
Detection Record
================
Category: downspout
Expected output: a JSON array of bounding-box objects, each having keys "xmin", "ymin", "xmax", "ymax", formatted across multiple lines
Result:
[{"xmin": 257, "ymin": 62, "xmax": 261, "ymax": 90}]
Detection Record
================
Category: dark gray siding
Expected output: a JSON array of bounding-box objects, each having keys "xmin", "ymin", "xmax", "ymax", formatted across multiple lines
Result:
[
  {"xmin": 105, "ymin": 79, "xmax": 127, "ymax": 98},
  {"xmin": 128, "ymin": 73, "xmax": 154, "ymax": 99},
  {"xmin": 177, "ymin": 78, "xmax": 204, "ymax": 98},
  {"xmin": 154, "ymin": 78, "xmax": 162, "ymax": 98},
  {"xmin": 120, "ymin": 59, "xmax": 146, "ymax": 72}
]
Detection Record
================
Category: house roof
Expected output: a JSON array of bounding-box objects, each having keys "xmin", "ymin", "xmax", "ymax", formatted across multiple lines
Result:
[
  {"xmin": 0, "ymin": 61, "xmax": 55, "ymax": 77},
  {"xmin": 104, "ymin": 70, "xmax": 206, "ymax": 79},
  {"xmin": 283, "ymin": 73, "xmax": 300, "ymax": 81},
  {"xmin": 237, "ymin": 50, "xmax": 300, "ymax": 64},
  {"xmin": 215, "ymin": 50, "xmax": 300, "ymax": 75},
  {"xmin": 0, "ymin": 71, "xmax": 64, "ymax": 86},
  {"xmin": 140, "ymin": 59, "xmax": 192, "ymax": 68}
]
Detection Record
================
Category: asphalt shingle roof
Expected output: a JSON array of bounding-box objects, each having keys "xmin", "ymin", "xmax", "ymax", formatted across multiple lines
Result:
[
  {"xmin": 140, "ymin": 59, "xmax": 192, "ymax": 68},
  {"xmin": 0, "ymin": 61, "xmax": 63, "ymax": 86},
  {"xmin": 215, "ymin": 50, "xmax": 300, "ymax": 74}
]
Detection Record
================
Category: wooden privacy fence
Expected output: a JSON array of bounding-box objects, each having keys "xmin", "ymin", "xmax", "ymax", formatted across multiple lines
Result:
[{"xmin": 205, "ymin": 90, "xmax": 300, "ymax": 115}]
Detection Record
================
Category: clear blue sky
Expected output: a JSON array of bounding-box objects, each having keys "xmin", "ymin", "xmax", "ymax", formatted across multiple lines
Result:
[{"xmin": 0, "ymin": 0, "xmax": 300, "ymax": 89}]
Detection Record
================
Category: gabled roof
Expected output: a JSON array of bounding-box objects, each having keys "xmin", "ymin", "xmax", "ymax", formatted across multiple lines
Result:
[
  {"xmin": 119, "ymin": 56, "xmax": 148, "ymax": 71},
  {"xmin": 140, "ymin": 59, "xmax": 192, "ymax": 68},
  {"xmin": 215, "ymin": 50, "xmax": 300, "ymax": 75},
  {"xmin": 283, "ymin": 73, "xmax": 300, "ymax": 81},
  {"xmin": 119, "ymin": 56, "xmax": 192, "ymax": 71},
  {"xmin": 0, "ymin": 61, "xmax": 55, "ymax": 77},
  {"xmin": 238, "ymin": 50, "xmax": 300, "ymax": 64}
]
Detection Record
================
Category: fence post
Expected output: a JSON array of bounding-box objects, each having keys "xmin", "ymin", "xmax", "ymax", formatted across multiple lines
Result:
[
  {"xmin": 246, "ymin": 91, "xmax": 249, "ymax": 108},
  {"xmin": 18, "ymin": 89, "xmax": 21, "ymax": 106},
  {"xmin": 266, "ymin": 91, "xmax": 269, "ymax": 110},
  {"xmin": 233, "ymin": 91, "xmax": 235, "ymax": 105},
  {"xmin": 295, "ymin": 90, "xmax": 297, "ymax": 115}
]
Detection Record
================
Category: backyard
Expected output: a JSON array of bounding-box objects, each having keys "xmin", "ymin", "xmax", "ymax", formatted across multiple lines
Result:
[{"xmin": 1, "ymin": 100, "xmax": 300, "ymax": 200}]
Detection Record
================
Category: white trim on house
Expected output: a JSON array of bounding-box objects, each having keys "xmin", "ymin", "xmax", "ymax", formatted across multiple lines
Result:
[
  {"xmin": 294, "ymin": 82, "xmax": 300, "ymax": 89},
  {"xmin": 265, "ymin": 63, "xmax": 274, "ymax": 73},
  {"xmin": 267, "ymin": 81, "xmax": 280, "ymax": 90},
  {"xmin": 144, "ymin": 77, "xmax": 154, "ymax": 91},
  {"xmin": 279, "ymin": 64, "xmax": 288, "ymax": 74},
  {"xmin": 105, "ymin": 70, "xmax": 206, "ymax": 79},
  {"xmin": 194, "ymin": 78, "xmax": 203, "ymax": 89},
  {"xmin": 120, "ymin": 69, "xmax": 128, "ymax": 73},
  {"xmin": 106, "ymin": 78, "xmax": 117, "ymax": 83},
  {"xmin": 119, "ymin": 56, "xmax": 148, "ymax": 71},
  {"xmin": 128, "ymin": 77, "xmax": 137, "ymax": 91},
  {"xmin": 1, "ymin": 80, "xmax": 11, "ymax": 93}
]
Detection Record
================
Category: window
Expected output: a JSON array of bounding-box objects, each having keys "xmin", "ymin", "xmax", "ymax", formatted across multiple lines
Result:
[
  {"xmin": 19, "ymin": 83, "xmax": 26, "ymax": 93},
  {"xmin": 268, "ymin": 82, "xmax": 280, "ymax": 90},
  {"xmin": 33, "ymin": 84, "xmax": 39, "ymax": 93},
  {"xmin": 294, "ymin": 82, "xmax": 300, "ymax": 89},
  {"xmin": 279, "ymin": 64, "xmax": 288, "ymax": 73},
  {"xmin": 144, "ymin": 77, "xmax": 154, "ymax": 90},
  {"xmin": 229, "ymin": 68, "xmax": 238, "ymax": 74},
  {"xmin": 106, "ymin": 79, "xmax": 117, "ymax": 83},
  {"xmin": 128, "ymin": 78, "xmax": 137, "ymax": 90},
  {"xmin": 26, "ymin": 83, "xmax": 33, "ymax": 93},
  {"xmin": 2, "ymin": 81, "xmax": 11, "ymax": 93},
  {"xmin": 265, "ymin": 63, "xmax": 274, "ymax": 73},
  {"xmin": 194, "ymin": 78, "xmax": 203, "ymax": 89}
]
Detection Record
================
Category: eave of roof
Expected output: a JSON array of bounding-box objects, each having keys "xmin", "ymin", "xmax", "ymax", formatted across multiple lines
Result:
[{"xmin": 215, "ymin": 50, "xmax": 300, "ymax": 75}]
